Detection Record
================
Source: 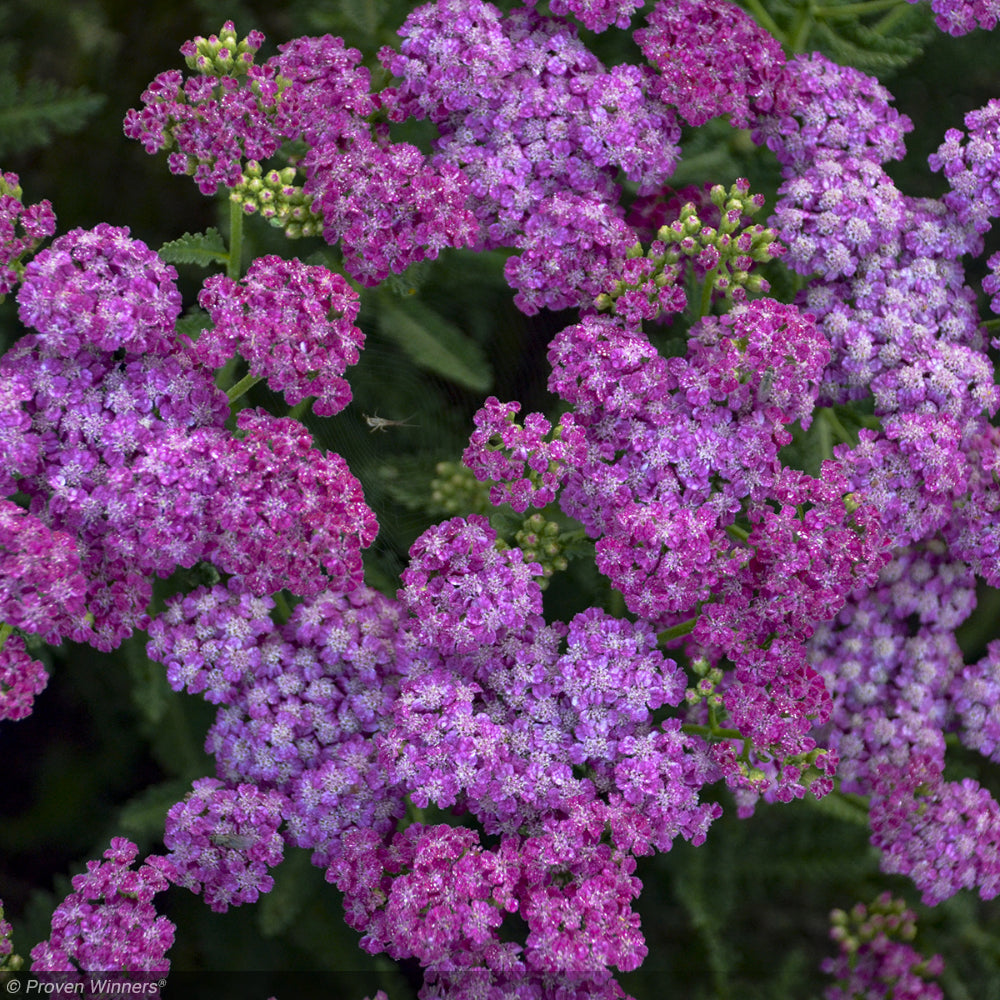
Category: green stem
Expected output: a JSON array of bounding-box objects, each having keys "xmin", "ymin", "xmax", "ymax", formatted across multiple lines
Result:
[
  {"xmin": 682, "ymin": 722, "xmax": 743, "ymax": 741},
  {"xmin": 821, "ymin": 407, "xmax": 853, "ymax": 446},
  {"xmin": 871, "ymin": 0, "xmax": 917, "ymax": 33},
  {"xmin": 227, "ymin": 197, "xmax": 244, "ymax": 280},
  {"xmin": 814, "ymin": 0, "xmax": 903, "ymax": 16},
  {"xmin": 725, "ymin": 522, "xmax": 750, "ymax": 543},
  {"xmin": 226, "ymin": 372, "xmax": 263, "ymax": 404},
  {"xmin": 0, "ymin": 622, "xmax": 11, "ymax": 651},
  {"xmin": 741, "ymin": 0, "xmax": 785, "ymax": 41},
  {"xmin": 658, "ymin": 616, "xmax": 698, "ymax": 643},
  {"xmin": 698, "ymin": 271, "xmax": 716, "ymax": 318},
  {"xmin": 287, "ymin": 398, "xmax": 311, "ymax": 422},
  {"xmin": 788, "ymin": 1, "xmax": 816, "ymax": 53}
]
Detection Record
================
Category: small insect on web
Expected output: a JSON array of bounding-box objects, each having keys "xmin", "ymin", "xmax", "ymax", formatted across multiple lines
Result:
[
  {"xmin": 209, "ymin": 832, "xmax": 256, "ymax": 850},
  {"xmin": 363, "ymin": 412, "xmax": 418, "ymax": 433}
]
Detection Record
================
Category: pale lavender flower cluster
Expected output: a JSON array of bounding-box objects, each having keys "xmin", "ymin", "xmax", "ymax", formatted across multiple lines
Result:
[
  {"xmin": 18, "ymin": 224, "xmax": 183, "ymax": 357},
  {"xmin": 908, "ymin": 0, "xmax": 1000, "ymax": 35},
  {"xmin": 30, "ymin": 838, "xmax": 175, "ymax": 972},
  {"xmin": 806, "ymin": 538, "xmax": 1000, "ymax": 903},
  {"xmin": 755, "ymin": 54, "xmax": 988, "ymax": 414},
  {"xmin": 634, "ymin": 0, "xmax": 789, "ymax": 128},
  {"xmin": 196, "ymin": 255, "xmax": 364, "ymax": 417},
  {"xmin": 752, "ymin": 51, "xmax": 913, "ymax": 170},
  {"xmin": 952, "ymin": 639, "xmax": 1000, "ymax": 760},
  {"xmin": 0, "ymin": 170, "xmax": 56, "ymax": 297},
  {"xmin": 163, "ymin": 777, "xmax": 286, "ymax": 912},
  {"xmin": 929, "ymin": 99, "xmax": 1000, "ymax": 236},
  {"xmin": 147, "ymin": 581, "xmax": 409, "ymax": 876},
  {"xmin": 381, "ymin": 0, "xmax": 680, "ymax": 312}
]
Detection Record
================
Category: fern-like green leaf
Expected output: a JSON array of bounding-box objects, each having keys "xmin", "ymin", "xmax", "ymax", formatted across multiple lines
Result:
[
  {"xmin": 158, "ymin": 228, "xmax": 229, "ymax": 268},
  {"xmin": 0, "ymin": 71, "xmax": 104, "ymax": 158},
  {"xmin": 374, "ymin": 291, "xmax": 493, "ymax": 392}
]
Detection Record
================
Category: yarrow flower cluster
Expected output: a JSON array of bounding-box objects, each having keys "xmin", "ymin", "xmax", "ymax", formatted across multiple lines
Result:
[
  {"xmin": 17, "ymin": 224, "xmax": 183, "ymax": 357},
  {"xmin": 907, "ymin": 0, "xmax": 1000, "ymax": 35},
  {"xmin": 0, "ymin": 171, "xmax": 56, "ymax": 298},
  {"xmin": 196, "ymin": 254, "xmax": 364, "ymax": 416},
  {"xmin": 163, "ymin": 778, "xmax": 286, "ymax": 912},
  {"xmin": 8, "ymin": 2, "xmax": 1000, "ymax": 996},
  {"xmin": 30, "ymin": 839, "xmax": 175, "ymax": 973},
  {"xmin": 463, "ymin": 398, "xmax": 586, "ymax": 512},
  {"xmin": 822, "ymin": 893, "xmax": 944, "ymax": 999},
  {"xmin": 635, "ymin": 0, "xmax": 790, "ymax": 128},
  {"xmin": 381, "ymin": 0, "xmax": 681, "ymax": 312}
]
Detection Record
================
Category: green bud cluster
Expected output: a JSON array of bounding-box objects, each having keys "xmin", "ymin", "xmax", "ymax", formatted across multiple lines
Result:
[
  {"xmin": 230, "ymin": 160, "xmax": 323, "ymax": 238},
  {"xmin": 0, "ymin": 174, "xmax": 22, "ymax": 202},
  {"xmin": 829, "ymin": 893, "xmax": 920, "ymax": 955},
  {"xmin": 184, "ymin": 23, "xmax": 262, "ymax": 78},
  {"xmin": 513, "ymin": 512, "xmax": 568, "ymax": 587},
  {"xmin": 684, "ymin": 656, "xmax": 724, "ymax": 710},
  {"xmin": 593, "ymin": 239, "xmax": 683, "ymax": 317},
  {"xmin": 430, "ymin": 461, "xmax": 493, "ymax": 517},
  {"xmin": 596, "ymin": 178, "xmax": 783, "ymax": 317}
]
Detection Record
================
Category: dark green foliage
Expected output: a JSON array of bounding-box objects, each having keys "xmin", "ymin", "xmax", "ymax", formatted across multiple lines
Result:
[
  {"xmin": 0, "ymin": 69, "xmax": 105, "ymax": 159},
  {"xmin": 158, "ymin": 229, "xmax": 229, "ymax": 268}
]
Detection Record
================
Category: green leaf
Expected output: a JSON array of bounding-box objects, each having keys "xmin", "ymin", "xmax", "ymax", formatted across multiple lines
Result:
[
  {"xmin": 374, "ymin": 291, "xmax": 493, "ymax": 392},
  {"xmin": 257, "ymin": 846, "xmax": 317, "ymax": 938},
  {"xmin": 158, "ymin": 228, "xmax": 229, "ymax": 268},
  {"xmin": 116, "ymin": 778, "xmax": 192, "ymax": 841},
  {"xmin": 0, "ymin": 68, "xmax": 104, "ymax": 158},
  {"xmin": 175, "ymin": 309, "xmax": 212, "ymax": 342}
]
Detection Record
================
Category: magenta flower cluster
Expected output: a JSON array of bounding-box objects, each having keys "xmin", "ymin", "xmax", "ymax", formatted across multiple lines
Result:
[
  {"xmin": 0, "ymin": 171, "xmax": 56, "ymax": 297},
  {"xmin": 381, "ymin": 0, "xmax": 680, "ymax": 313},
  {"xmin": 196, "ymin": 254, "xmax": 364, "ymax": 417},
  {"xmin": 30, "ymin": 838, "xmax": 175, "ymax": 973},
  {"xmin": 9, "ymin": 0, "xmax": 1000, "ymax": 993},
  {"xmin": 635, "ymin": 0, "xmax": 789, "ymax": 128}
]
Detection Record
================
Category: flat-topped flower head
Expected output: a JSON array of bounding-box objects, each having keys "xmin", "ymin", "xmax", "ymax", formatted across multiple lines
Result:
[
  {"xmin": 164, "ymin": 777, "xmax": 286, "ymax": 912},
  {"xmin": 196, "ymin": 256, "xmax": 364, "ymax": 417},
  {"xmin": 635, "ymin": 0, "xmax": 789, "ymax": 129},
  {"xmin": 30, "ymin": 839, "xmax": 175, "ymax": 972},
  {"xmin": 17, "ymin": 224, "xmax": 182, "ymax": 357}
]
